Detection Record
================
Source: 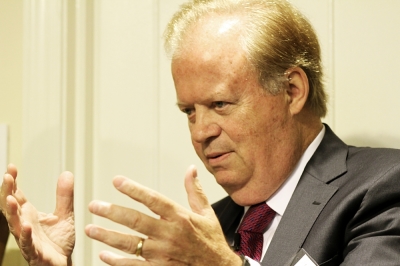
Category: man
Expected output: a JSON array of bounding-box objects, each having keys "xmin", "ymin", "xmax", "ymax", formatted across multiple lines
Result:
[{"xmin": 1, "ymin": 0, "xmax": 400, "ymax": 265}]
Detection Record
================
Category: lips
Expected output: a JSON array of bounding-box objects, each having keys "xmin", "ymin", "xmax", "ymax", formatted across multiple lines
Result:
[
  {"xmin": 205, "ymin": 151, "xmax": 231, "ymax": 166},
  {"xmin": 206, "ymin": 152, "xmax": 226, "ymax": 159}
]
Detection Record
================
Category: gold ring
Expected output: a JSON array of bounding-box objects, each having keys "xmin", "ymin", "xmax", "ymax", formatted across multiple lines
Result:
[{"xmin": 135, "ymin": 238, "xmax": 145, "ymax": 257}]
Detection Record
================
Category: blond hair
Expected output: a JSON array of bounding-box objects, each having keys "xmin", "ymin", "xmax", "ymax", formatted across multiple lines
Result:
[{"xmin": 164, "ymin": 0, "xmax": 327, "ymax": 117}]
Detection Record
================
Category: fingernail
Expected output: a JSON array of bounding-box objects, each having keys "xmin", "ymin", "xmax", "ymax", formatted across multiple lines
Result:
[
  {"xmin": 88, "ymin": 226, "xmax": 98, "ymax": 237},
  {"xmin": 85, "ymin": 224, "xmax": 98, "ymax": 237},
  {"xmin": 100, "ymin": 251, "xmax": 111, "ymax": 261},
  {"xmin": 90, "ymin": 200, "xmax": 110, "ymax": 213},
  {"xmin": 113, "ymin": 176, "xmax": 126, "ymax": 188}
]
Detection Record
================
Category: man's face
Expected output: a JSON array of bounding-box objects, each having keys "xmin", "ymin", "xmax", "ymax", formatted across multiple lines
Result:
[{"xmin": 171, "ymin": 16, "xmax": 298, "ymax": 205}]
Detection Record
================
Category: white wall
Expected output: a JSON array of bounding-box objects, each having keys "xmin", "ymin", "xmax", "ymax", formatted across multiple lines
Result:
[{"xmin": 1, "ymin": 0, "xmax": 399, "ymax": 265}]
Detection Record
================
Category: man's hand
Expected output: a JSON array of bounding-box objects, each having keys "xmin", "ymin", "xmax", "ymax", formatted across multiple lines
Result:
[
  {"xmin": 85, "ymin": 165, "xmax": 243, "ymax": 265},
  {"xmin": 0, "ymin": 164, "xmax": 75, "ymax": 266}
]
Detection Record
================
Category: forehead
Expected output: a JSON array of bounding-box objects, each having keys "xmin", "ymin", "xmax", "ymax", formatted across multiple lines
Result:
[
  {"xmin": 171, "ymin": 45, "xmax": 251, "ymax": 98},
  {"xmin": 172, "ymin": 45, "xmax": 261, "ymax": 108},
  {"xmin": 177, "ymin": 14, "xmax": 246, "ymax": 58},
  {"xmin": 171, "ymin": 14, "xmax": 263, "ymax": 104},
  {"xmin": 172, "ymin": 15, "xmax": 252, "ymax": 75}
]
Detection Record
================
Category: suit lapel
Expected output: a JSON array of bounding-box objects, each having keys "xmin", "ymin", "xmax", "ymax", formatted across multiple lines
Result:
[
  {"xmin": 212, "ymin": 196, "xmax": 244, "ymax": 247},
  {"xmin": 262, "ymin": 125, "xmax": 348, "ymax": 266},
  {"xmin": 262, "ymin": 173, "xmax": 338, "ymax": 265}
]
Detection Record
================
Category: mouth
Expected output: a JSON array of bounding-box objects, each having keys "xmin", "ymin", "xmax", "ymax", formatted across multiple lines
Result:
[
  {"xmin": 205, "ymin": 152, "xmax": 231, "ymax": 165},
  {"xmin": 206, "ymin": 152, "xmax": 226, "ymax": 159}
]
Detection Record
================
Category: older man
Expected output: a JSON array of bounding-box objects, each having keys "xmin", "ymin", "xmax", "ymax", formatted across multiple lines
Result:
[{"xmin": 2, "ymin": 0, "xmax": 400, "ymax": 265}]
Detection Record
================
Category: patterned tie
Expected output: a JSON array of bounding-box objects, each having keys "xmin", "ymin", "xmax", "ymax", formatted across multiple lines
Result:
[{"xmin": 237, "ymin": 203, "xmax": 276, "ymax": 261}]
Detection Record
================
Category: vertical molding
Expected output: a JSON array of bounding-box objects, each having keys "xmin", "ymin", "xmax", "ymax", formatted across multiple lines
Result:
[
  {"xmin": 0, "ymin": 125, "xmax": 8, "ymax": 175},
  {"xmin": 327, "ymin": 0, "xmax": 335, "ymax": 129},
  {"xmin": 154, "ymin": 0, "xmax": 161, "ymax": 192},
  {"xmin": 22, "ymin": 0, "xmax": 64, "ymax": 212},
  {"xmin": 71, "ymin": 0, "xmax": 94, "ymax": 265},
  {"xmin": 91, "ymin": 0, "xmax": 101, "ymax": 263},
  {"xmin": 23, "ymin": 0, "xmax": 94, "ymax": 264},
  {"xmin": 61, "ymin": 0, "xmax": 70, "ymax": 172}
]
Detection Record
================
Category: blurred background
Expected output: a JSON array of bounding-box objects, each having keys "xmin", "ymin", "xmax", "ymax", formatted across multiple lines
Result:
[{"xmin": 1, "ymin": 0, "xmax": 399, "ymax": 265}]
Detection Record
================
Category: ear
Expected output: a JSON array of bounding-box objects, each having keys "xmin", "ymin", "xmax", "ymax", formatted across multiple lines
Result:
[{"xmin": 284, "ymin": 67, "xmax": 309, "ymax": 115}]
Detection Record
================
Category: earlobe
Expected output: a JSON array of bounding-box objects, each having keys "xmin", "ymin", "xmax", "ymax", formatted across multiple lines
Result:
[{"xmin": 285, "ymin": 67, "xmax": 309, "ymax": 115}]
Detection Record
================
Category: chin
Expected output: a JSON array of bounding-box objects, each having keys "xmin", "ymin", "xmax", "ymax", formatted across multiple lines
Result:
[
  {"xmin": 214, "ymin": 177, "xmax": 248, "ymax": 204},
  {"xmin": 229, "ymin": 190, "xmax": 267, "ymax": 206},
  {"xmin": 213, "ymin": 171, "xmax": 241, "ymax": 188}
]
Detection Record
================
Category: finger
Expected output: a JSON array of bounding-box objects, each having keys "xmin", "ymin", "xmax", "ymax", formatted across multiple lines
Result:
[
  {"xmin": 1, "ymin": 173, "xmax": 15, "ymax": 211},
  {"xmin": 99, "ymin": 250, "xmax": 147, "ymax": 266},
  {"xmin": 6, "ymin": 163, "xmax": 18, "ymax": 179},
  {"xmin": 112, "ymin": 176, "xmax": 184, "ymax": 220},
  {"xmin": 2, "ymin": 173, "xmax": 17, "ymax": 199},
  {"xmin": 6, "ymin": 195, "xmax": 23, "ymax": 237},
  {"xmin": 184, "ymin": 165, "xmax": 213, "ymax": 217},
  {"xmin": 19, "ymin": 221, "xmax": 39, "ymax": 262},
  {"xmin": 54, "ymin": 171, "xmax": 74, "ymax": 219},
  {"xmin": 6, "ymin": 164, "xmax": 18, "ymax": 194},
  {"xmin": 85, "ymin": 224, "xmax": 148, "ymax": 255},
  {"xmin": 1, "ymin": 172, "xmax": 27, "ymax": 208},
  {"xmin": 88, "ymin": 200, "xmax": 161, "ymax": 236}
]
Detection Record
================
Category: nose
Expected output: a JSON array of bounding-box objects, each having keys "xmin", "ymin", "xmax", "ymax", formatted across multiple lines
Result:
[{"xmin": 190, "ymin": 108, "xmax": 221, "ymax": 143}]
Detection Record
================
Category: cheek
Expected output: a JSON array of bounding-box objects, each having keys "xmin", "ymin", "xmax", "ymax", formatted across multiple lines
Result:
[{"xmin": 191, "ymin": 140, "xmax": 203, "ymax": 157}]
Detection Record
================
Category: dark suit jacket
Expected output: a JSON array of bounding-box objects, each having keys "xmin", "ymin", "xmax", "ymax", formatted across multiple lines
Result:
[{"xmin": 212, "ymin": 125, "xmax": 400, "ymax": 266}]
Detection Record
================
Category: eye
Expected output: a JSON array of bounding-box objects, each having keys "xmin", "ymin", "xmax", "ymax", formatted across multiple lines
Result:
[
  {"xmin": 181, "ymin": 107, "xmax": 194, "ymax": 116},
  {"xmin": 213, "ymin": 101, "xmax": 228, "ymax": 109}
]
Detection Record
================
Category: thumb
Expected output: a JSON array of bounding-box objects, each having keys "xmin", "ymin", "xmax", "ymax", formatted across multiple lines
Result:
[
  {"xmin": 184, "ymin": 165, "xmax": 213, "ymax": 217},
  {"xmin": 54, "ymin": 171, "xmax": 74, "ymax": 219}
]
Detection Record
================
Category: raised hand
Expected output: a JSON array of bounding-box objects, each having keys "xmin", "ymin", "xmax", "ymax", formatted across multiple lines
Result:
[
  {"xmin": 0, "ymin": 164, "xmax": 75, "ymax": 266},
  {"xmin": 85, "ymin": 165, "xmax": 242, "ymax": 265}
]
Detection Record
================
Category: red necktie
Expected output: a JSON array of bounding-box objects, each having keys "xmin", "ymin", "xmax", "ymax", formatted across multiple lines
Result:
[{"xmin": 237, "ymin": 203, "xmax": 276, "ymax": 261}]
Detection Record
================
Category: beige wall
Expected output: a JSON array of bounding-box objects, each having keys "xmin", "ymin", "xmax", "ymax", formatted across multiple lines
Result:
[
  {"xmin": 0, "ymin": 0, "xmax": 26, "ymax": 265},
  {"xmin": 1, "ymin": 0, "xmax": 399, "ymax": 265},
  {"xmin": 0, "ymin": 0, "xmax": 23, "ymax": 172},
  {"xmin": 333, "ymin": 0, "xmax": 400, "ymax": 148}
]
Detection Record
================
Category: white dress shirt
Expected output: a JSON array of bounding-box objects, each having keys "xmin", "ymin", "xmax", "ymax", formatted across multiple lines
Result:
[{"xmin": 245, "ymin": 126, "xmax": 325, "ymax": 265}]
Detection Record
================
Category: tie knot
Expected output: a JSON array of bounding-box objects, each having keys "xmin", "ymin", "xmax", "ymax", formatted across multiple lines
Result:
[{"xmin": 238, "ymin": 203, "xmax": 275, "ymax": 234}]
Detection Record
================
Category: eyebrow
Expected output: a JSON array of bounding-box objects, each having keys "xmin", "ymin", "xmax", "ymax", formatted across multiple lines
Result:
[{"xmin": 179, "ymin": 88, "xmax": 228, "ymax": 104}]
